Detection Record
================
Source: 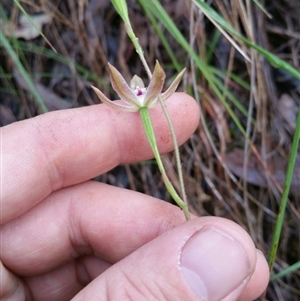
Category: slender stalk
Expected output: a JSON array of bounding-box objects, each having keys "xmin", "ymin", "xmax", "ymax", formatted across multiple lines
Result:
[
  {"xmin": 110, "ymin": 0, "xmax": 190, "ymax": 219},
  {"xmin": 0, "ymin": 30, "xmax": 48, "ymax": 113},
  {"xmin": 268, "ymin": 108, "xmax": 300, "ymax": 272},
  {"xmin": 125, "ymin": 23, "xmax": 152, "ymax": 78},
  {"xmin": 13, "ymin": 0, "xmax": 56, "ymax": 52},
  {"xmin": 124, "ymin": 20, "xmax": 189, "ymax": 212},
  {"xmin": 157, "ymin": 96, "xmax": 188, "ymax": 205},
  {"xmin": 271, "ymin": 260, "xmax": 300, "ymax": 281},
  {"xmin": 140, "ymin": 107, "xmax": 190, "ymax": 220}
]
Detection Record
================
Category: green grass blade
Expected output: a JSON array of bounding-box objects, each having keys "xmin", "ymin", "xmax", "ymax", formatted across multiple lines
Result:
[
  {"xmin": 192, "ymin": 0, "xmax": 300, "ymax": 80},
  {"xmin": 16, "ymin": 41, "xmax": 104, "ymax": 84},
  {"xmin": 139, "ymin": 0, "xmax": 249, "ymax": 138},
  {"xmin": 206, "ymin": 30, "xmax": 222, "ymax": 64},
  {"xmin": 12, "ymin": 0, "xmax": 56, "ymax": 52},
  {"xmin": 251, "ymin": 0, "xmax": 272, "ymax": 19},
  {"xmin": 209, "ymin": 69, "xmax": 252, "ymax": 120},
  {"xmin": 110, "ymin": 0, "xmax": 130, "ymax": 25},
  {"xmin": 0, "ymin": 31, "xmax": 48, "ymax": 113},
  {"xmin": 268, "ymin": 108, "xmax": 300, "ymax": 273},
  {"xmin": 271, "ymin": 260, "xmax": 300, "ymax": 281},
  {"xmin": 138, "ymin": 1, "xmax": 181, "ymax": 71}
]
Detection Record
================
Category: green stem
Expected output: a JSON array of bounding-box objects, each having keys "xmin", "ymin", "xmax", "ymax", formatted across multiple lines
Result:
[
  {"xmin": 125, "ymin": 23, "xmax": 152, "ymax": 78},
  {"xmin": 157, "ymin": 95, "xmax": 188, "ymax": 206},
  {"xmin": 140, "ymin": 107, "xmax": 190, "ymax": 220},
  {"xmin": 0, "ymin": 30, "xmax": 48, "ymax": 113},
  {"xmin": 125, "ymin": 22, "xmax": 189, "ymax": 215},
  {"xmin": 268, "ymin": 108, "xmax": 300, "ymax": 272},
  {"xmin": 110, "ymin": 0, "xmax": 190, "ymax": 220}
]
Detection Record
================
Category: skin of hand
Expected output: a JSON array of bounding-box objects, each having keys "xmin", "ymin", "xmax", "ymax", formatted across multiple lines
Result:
[{"xmin": 1, "ymin": 93, "xmax": 269, "ymax": 301}]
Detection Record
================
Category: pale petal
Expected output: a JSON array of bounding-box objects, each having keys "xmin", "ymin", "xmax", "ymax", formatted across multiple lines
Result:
[
  {"xmin": 160, "ymin": 68, "xmax": 186, "ymax": 101},
  {"xmin": 108, "ymin": 63, "xmax": 139, "ymax": 106},
  {"xmin": 91, "ymin": 86, "xmax": 138, "ymax": 112},
  {"xmin": 130, "ymin": 75, "xmax": 145, "ymax": 89},
  {"xmin": 143, "ymin": 60, "xmax": 166, "ymax": 107}
]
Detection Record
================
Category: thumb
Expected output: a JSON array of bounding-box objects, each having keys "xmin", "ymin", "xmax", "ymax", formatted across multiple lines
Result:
[{"xmin": 72, "ymin": 217, "xmax": 258, "ymax": 301}]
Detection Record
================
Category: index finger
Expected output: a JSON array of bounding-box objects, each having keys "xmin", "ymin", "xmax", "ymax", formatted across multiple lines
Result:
[{"xmin": 2, "ymin": 93, "xmax": 199, "ymax": 224}]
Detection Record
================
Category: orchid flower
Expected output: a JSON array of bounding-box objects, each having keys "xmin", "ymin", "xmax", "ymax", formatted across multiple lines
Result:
[
  {"xmin": 95, "ymin": 0, "xmax": 190, "ymax": 221},
  {"xmin": 91, "ymin": 59, "xmax": 190, "ymax": 220},
  {"xmin": 91, "ymin": 60, "xmax": 185, "ymax": 112}
]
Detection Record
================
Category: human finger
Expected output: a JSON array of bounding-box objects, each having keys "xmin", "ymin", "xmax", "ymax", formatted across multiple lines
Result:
[
  {"xmin": 1, "ymin": 181, "xmax": 186, "ymax": 276},
  {"xmin": 72, "ymin": 217, "xmax": 266, "ymax": 301},
  {"xmin": 237, "ymin": 249, "xmax": 270, "ymax": 301},
  {"xmin": 2, "ymin": 93, "xmax": 199, "ymax": 224},
  {"xmin": 1, "ymin": 180, "xmax": 269, "ymax": 300}
]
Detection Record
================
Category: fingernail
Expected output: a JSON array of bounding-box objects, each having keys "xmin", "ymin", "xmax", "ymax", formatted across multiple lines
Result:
[{"xmin": 180, "ymin": 227, "xmax": 251, "ymax": 301}]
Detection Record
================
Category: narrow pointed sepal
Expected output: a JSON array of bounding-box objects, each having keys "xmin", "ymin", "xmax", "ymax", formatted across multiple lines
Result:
[
  {"xmin": 108, "ymin": 63, "xmax": 139, "ymax": 108},
  {"xmin": 92, "ymin": 62, "xmax": 185, "ymax": 112},
  {"xmin": 160, "ymin": 68, "xmax": 186, "ymax": 101},
  {"xmin": 143, "ymin": 60, "xmax": 166, "ymax": 107},
  {"xmin": 91, "ymin": 85, "xmax": 138, "ymax": 112}
]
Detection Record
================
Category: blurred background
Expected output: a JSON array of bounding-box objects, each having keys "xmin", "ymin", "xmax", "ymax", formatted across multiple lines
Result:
[{"xmin": 1, "ymin": 1, "xmax": 299, "ymax": 299}]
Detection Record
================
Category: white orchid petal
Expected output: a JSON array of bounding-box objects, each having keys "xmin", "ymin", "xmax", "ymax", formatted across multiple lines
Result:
[{"xmin": 130, "ymin": 75, "xmax": 145, "ymax": 89}]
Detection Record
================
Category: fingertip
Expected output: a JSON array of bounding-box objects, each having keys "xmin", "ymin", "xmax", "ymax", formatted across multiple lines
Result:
[
  {"xmin": 165, "ymin": 92, "xmax": 200, "ymax": 141},
  {"xmin": 2, "ymin": 92, "xmax": 199, "ymax": 224},
  {"xmin": 117, "ymin": 92, "xmax": 199, "ymax": 163},
  {"xmin": 237, "ymin": 249, "xmax": 270, "ymax": 301},
  {"xmin": 0, "ymin": 261, "xmax": 26, "ymax": 300},
  {"xmin": 180, "ymin": 218, "xmax": 257, "ymax": 301},
  {"xmin": 73, "ymin": 216, "xmax": 259, "ymax": 301}
]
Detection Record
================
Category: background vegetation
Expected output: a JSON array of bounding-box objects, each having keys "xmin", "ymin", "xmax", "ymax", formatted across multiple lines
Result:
[{"xmin": 1, "ymin": 0, "xmax": 299, "ymax": 300}]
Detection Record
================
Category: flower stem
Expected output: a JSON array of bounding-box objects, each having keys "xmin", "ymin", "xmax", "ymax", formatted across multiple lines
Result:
[
  {"xmin": 140, "ymin": 107, "xmax": 190, "ymax": 220},
  {"xmin": 125, "ymin": 23, "xmax": 152, "ymax": 79},
  {"xmin": 110, "ymin": 0, "xmax": 190, "ymax": 220},
  {"xmin": 125, "ymin": 24, "xmax": 189, "ymax": 217},
  {"xmin": 157, "ymin": 95, "xmax": 188, "ymax": 206}
]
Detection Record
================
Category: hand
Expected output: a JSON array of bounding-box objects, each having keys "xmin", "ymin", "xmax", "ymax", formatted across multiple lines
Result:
[{"xmin": 1, "ymin": 93, "xmax": 269, "ymax": 301}]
